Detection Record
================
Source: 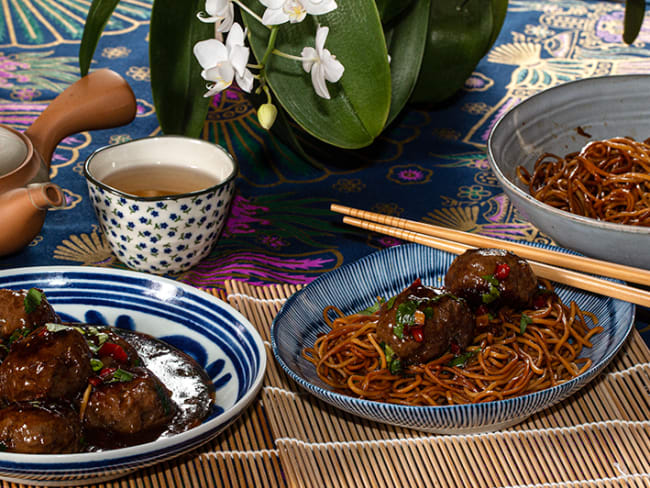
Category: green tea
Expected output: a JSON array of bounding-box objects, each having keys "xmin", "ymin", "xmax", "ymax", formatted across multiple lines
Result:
[{"xmin": 102, "ymin": 164, "xmax": 221, "ymax": 197}]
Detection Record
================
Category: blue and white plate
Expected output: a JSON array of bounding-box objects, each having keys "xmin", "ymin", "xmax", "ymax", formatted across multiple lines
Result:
[
  {"xmin": 272, "ymin": 244, "xmax": 634, "ymax": 434},
  {"xmin": 0, "ymin": 266, "xmax": 266, "ymax": 486}
]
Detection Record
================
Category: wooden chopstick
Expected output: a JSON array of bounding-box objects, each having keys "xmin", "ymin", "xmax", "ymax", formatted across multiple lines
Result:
[
  {"xmin": 331, "ymin": 203, "xmax": 650, "ymax": 287},
  {"xmin": 336, "ymin": 212, "xmax": 650, "ymax": 308}
]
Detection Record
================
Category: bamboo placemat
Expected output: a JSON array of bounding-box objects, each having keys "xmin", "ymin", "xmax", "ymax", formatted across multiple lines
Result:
[{"xmin": 3, "ymin": 281, "xmax": 650, "ymax": 488}]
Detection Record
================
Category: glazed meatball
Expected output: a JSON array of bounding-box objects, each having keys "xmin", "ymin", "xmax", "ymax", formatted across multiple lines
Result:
[
  {"xmin": 0, "ymin": 402, "xmax": 82, "ymax": 454},
  {"xmin": 376, "ymin": 279, "xmax": 475, "ymax": 363},
  {"xmin": 0, "ymin": 288, "xmax": 59, "ymax": 340},
  {"xmin": 0, "ymin": 327, "xmax": 92, "ymax": 402},
  {"xmin": 83, "ymin": 367, "xmax": 175, "ymax": 444},
  {"xmin": 444, "ymin": 248, "xmax": 538, "ymax": 309}
]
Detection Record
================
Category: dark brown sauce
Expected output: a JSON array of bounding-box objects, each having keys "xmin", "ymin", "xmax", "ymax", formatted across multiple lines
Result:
[
  {"xmin": 81, "ymin": 326, "xmax": 216, "ymax": 451},
  {"xmin": 111, "ymin": 328, "xmax": 215, "ymax": 437}
]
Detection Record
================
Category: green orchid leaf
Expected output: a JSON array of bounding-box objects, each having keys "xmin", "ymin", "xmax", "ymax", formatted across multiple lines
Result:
[
  {"xmin": 375, "ymin": 0, "xmax": 416, "ymax": 25},
  {"xmin": 384, "ymin": 0, "xmax": 430, "ymax": 125},
  {"xmin": 624, "ymin": 0, "xmax": 646, "ymax": 44},
  {"xmin": 485, "ymin": 0, "xmax": 508, "ymax": 54},
  {"xmin": 410, "ymin": 0, "xmax": 494, "ymax": 105},
  {"xmin": 78, "ymin": 0, "xmax": 122, "ymax": 76},
  {"xmin": 149, "ymin": 0, "xmax": 213, "ymax": 137},
  {"xmin": 242, "ymin": 0, "xmax": 391, "ymax": 149}
]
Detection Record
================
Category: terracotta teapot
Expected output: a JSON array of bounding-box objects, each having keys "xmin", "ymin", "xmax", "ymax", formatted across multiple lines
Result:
[{"xmin": 0, "ymin": 68, "xmax": 137, "ymax": 256}]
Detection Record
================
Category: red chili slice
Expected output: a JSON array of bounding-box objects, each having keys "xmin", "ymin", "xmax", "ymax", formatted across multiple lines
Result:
[
  {"xmin": 88, "ymin": 377, "xmax": 102, "ymax": 386},
  {"xmin": 495, "ymin": 263, "xmax": 510, "ymax": 280},
  {"xmin": 450, "ymin": 341, "xmax": 461, "ymax": 355},
  {"xmin": 411, "ymin": 326, "xmax": 424, "ymax": 343},
  {"xmin": 99, "ymin": 367, "xmax": 116, "ymax": 378},
  {"xmin": 98, "ymin": 342, "xmax": 128, "ymax": 363}
]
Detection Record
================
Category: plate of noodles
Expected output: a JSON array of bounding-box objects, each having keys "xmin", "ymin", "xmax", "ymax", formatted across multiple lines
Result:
[
  {"xmin": 271, "ymin": 243, "xmax": 634, "ymax": 434},
  {"xmin": 488, "ymin": 74, "xmax": 650, "ymax": 269}
]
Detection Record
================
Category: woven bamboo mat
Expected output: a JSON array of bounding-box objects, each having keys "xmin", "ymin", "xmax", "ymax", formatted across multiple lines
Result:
[{"xmin": 4, "ymin": 281, "xmax": 650, "ymax": 488}]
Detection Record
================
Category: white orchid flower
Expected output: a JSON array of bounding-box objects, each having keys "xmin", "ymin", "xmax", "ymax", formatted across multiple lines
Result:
[
  {"xmin": 300, "ymin": 25, "xmax": 344, "ymax": 99},
  {"xmin": 193, "ymin": 23, "xmax": 254, "ymax": 97},
  {"xmin": 197, "ymin": 0, "xmax": 234, "ymax": 32},
  {"xmin": 260, "ymin": 0, "xmax": 337, "ymax": 25}
]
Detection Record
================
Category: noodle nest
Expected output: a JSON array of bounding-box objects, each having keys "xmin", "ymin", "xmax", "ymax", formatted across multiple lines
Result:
[
  {"xmin": 302, "ymin": 282, "xmax": 603, "ymax": 406},
  {"xmin": 517, "ymin": 137, "xmax": 650, "ymax": 226}
]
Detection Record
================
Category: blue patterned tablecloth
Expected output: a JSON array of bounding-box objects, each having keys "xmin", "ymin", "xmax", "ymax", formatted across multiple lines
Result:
[{"xmin": 1, "ymin": 0, "xmax": 649, "ymax": 341}]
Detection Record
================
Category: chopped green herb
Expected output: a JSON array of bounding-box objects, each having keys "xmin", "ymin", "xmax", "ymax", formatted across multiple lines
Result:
[
  {"xmin": 480, "ymin": 275, "xmax": 501, "ymax": 304},
  {"xmin": 389, "ymin": 357, "xmax": 402, "ymax": 375},
  {"xmin": 382, "ymin": 343, "xmax": 402, "ymax": 375},
  {"xmin": 392, "ymin": 322, "xmax": 405, "ymax": 340},
  {"xmin": 482, "ymin": 274, "xmax": 500, "ymax": 287},
  {"xmin": 8, "ymin": 327, "xmax": 30, "ymax": 344},
  {"xmin": 385, "ymin": 295, "xmax": 397, "ymax": 310},
  {"xmin": 520, "ymin": 314, "xmax": 533, "ymax": 334},
  {"xmin": 23, "ymin": 288, "xmax": 43, "ymax": 314},
  {"xmin": 396, "ymin": 300, "xmax": 418, "ymax": 327},
  {"xmin": 0, "ymin": 442, "xmax": 7, "ymax": 452},
  {"xmin": 423, "ymin": 306, "xmax": 434, "ymax": 319},
  {"xmin": 106, "ymin": 368, "xmax": 134, "ymax": 383},
  {"xmin": 448, "ymin": 348, "xmax": 481, "ymax": 368},
  {"xmin": 360, "ymin": 297, "xmax": 383, "ymax": 315},
  {"xmin": 90, "ymin": 358, "xmax": 104, "ymax": 372},
  {"xmin": 45, "ymin": 323, "xmax": 73, "ymax": 333}
]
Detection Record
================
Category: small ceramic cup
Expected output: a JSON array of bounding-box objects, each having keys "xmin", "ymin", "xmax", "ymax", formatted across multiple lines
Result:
[{"xmin": 84, "ymin": 136, "xmax": 237, "ymax": 274}]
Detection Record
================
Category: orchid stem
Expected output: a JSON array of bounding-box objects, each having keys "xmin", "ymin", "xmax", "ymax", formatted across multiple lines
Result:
[
  {"xmin": 272, "ymin": 49, "xmax": 304, "ymax": 62},
  {"xmin": 232, "ymin": 0, "xmax": 267, "ymax": 27},
  {"xmin": 260, "ymin": 26, "xmax": 279, "ymax": 67}
]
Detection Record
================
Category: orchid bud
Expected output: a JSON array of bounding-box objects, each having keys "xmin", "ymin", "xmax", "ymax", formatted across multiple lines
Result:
[{"xmin": 257, "ymin": 103, "xmax": 278, "ymax": 130}]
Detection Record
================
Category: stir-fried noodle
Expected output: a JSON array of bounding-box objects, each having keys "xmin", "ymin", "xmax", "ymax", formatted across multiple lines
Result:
[
  {"xmin": 517, "ymin": 137, "xmax": 650, "ymax": 226},
  {"xmin": 302, "ymin": 281, "xmax": 603, "ymax": 406}
]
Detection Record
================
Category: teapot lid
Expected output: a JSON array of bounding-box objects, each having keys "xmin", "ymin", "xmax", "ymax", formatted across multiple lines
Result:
[{"xmin": 0, "ymin": 126, "xmax": 29, "ymax": 175}]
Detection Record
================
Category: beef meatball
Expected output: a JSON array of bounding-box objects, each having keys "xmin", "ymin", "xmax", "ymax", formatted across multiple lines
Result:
[
  {"xmin": 444, "ymin": 248, "xmax": 538, "ymax": 309},
  {"xmin": 376, "ymin": 279, "xmax": 475, "ymax": 363},
  {"xmin": 0, "ymin": 288, "xmax": 59, "ymax": 340},
  {"xmin": 0, "ymin": 402, "xmax": 82, "ymax": 453},
  {"xmin": 83, "ymin": 367, "xmax": 175, "ymax": 446},
  {"xmin": 0, "ymin": 326, "xmax": 92, "ymax": 402}
]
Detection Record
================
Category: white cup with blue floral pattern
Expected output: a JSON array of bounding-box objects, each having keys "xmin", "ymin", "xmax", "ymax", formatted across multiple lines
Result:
[{"xmin": 84, "ymin": 136, "xmax": 237, "ymax": 274}]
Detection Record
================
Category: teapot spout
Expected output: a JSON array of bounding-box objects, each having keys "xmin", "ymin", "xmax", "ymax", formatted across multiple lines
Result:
[{"xmin": 0, "ymin": 183, "xmax": 64, "ymax": 256}]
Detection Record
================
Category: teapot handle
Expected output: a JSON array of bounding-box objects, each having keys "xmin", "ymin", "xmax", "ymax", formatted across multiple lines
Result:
[{"xmin": 24, "ymin": 69, "xmax": 137, "ymax": 167}]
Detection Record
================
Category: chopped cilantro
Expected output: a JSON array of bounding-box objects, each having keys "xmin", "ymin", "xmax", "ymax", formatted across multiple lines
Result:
[
  {"xmin": 385, "ymin": 295, "xmax": 397, "ymax": 310},
  {"xmin": 396, "ymin": 301, "xmax": 418, "ymax": 328},
  {"xmin": 392, "ymin": 322, "xmax": 404, "ymax": 339},
  {"xmin": 382, "ymin": 343, "xmax": 402, "ymax": 375},
  {"xmin": 448, "ymin": 348, "xmax": 480, "ymax": 368},
  {"xmin": 23, "ymin": 288, "xmax": 43, "ymax": 314},
  {"xmin": 423, "ymin": 306, "xmax": 434, "ymax": 319},
  {"xmin": 482, "ymin": 274, "xmax": 500, "ymax": 287},
  {"xmin": 480, "ymin": 274, "xmax": 501, "ymax": 304},
  {"xmin": 106, "ymin": 368, "xmax": 134, "ymax": 383},
  {"xmin": 520, "ymin": 314, "xmax": 533, "ymax": 334},
  {"xmin": 360, "ymin": 297, "xmax": 383, "ymax": 315},
  {"xmin": 7, "ymin": 327, "xmax": 30, "ymax": 345}
]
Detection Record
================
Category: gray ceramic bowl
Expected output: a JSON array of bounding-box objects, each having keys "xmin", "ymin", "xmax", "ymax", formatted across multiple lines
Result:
[{"xmin": 487, "ymin": 74, "xmax": 650, "ymax": 270}]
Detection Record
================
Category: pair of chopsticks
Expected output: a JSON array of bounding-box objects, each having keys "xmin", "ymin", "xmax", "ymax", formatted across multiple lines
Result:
[{"xmin": 331, "ymin": 204, "xmax": 650, "ymax": 308}]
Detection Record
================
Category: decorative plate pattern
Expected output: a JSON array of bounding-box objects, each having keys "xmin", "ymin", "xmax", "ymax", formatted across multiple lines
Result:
[
  {"xmin": 0, "ymin": 266, "xmax": 265, "ymax": 486},
  {"xmin": 271, "ymin": 243, "xmax": 634, "ymax": 434}
]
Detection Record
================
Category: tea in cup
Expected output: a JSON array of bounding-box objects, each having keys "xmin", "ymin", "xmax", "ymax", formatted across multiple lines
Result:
[{"xmin": 84, "ymin": 136, "xmax": 237, "ymax": 274}]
